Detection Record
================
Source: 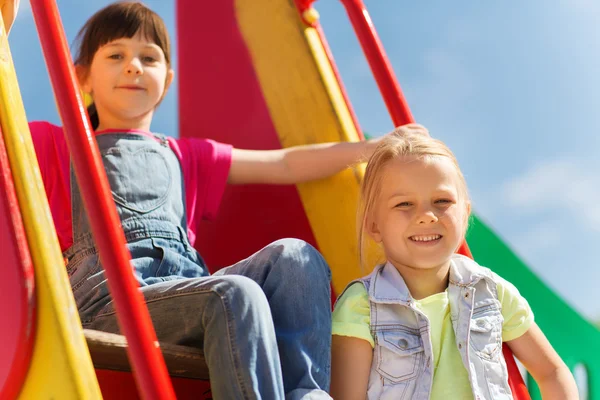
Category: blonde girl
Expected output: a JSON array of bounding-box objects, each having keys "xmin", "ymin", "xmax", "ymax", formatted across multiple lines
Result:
[{"xmin": 330, "ymin": 127, "xmax": 578, "ymax": 399}]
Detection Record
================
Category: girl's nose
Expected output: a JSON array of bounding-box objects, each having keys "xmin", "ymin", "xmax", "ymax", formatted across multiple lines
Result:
[
  {"xmin": 126, "ymin": 59, "xmax": 143, "ymax": 75},
  {"xmin": 126, "ymin": 67, "xmax": 142, "ymax": 75},
  {"xmin": 417, "ymin": 211, "xmax": 438, "ymax": 224}
]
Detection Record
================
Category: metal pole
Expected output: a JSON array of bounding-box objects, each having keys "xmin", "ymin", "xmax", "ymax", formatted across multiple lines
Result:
[{"xmin": 338, "ymin": 0, "xmax": 414, "ymax": 127}]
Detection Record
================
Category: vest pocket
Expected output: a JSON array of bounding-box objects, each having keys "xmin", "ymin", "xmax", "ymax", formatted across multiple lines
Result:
[
  {"xmin": 470, "ymin": 308, "xmax": 503, "ymax": 361},
  {"xmin": 376, "ymin": 330, "xmax": 424, "ymax": 383}
]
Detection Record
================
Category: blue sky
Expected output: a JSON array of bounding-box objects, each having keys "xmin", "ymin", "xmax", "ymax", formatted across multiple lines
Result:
[{"xmin": 9, "ymin": 1, "xmax": 600, "ymax": 323}]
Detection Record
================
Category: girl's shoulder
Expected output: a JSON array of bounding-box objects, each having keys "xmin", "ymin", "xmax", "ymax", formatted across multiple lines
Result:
[
  {"xmin": 450, "ymin": 253, "xmax": 496, "ymax": 280},
  {"xmin": 28, "ymin": 121, "xmax": 68, "ymax": 158},
  {"xmin": 28, "ymin": 120, "xmax": 63, "ymax": 139},
  {"xmin": 342, "ymin": 281, "xmax": 369, "ymax": 300},
  {"xmin": 335, "ymin": 281, "xmax": 368, "ymax": 307}
]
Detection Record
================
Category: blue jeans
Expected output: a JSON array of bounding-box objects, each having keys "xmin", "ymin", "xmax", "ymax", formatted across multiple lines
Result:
[{"xmin": 85, "ymin": 239, "xmax": 332, "ymax": 400}]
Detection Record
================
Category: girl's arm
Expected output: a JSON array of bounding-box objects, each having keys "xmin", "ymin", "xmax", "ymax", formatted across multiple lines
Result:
[
  {"xmin": 507, "ymin": 323, "xmax": 578, "ymax": 400},
  {"xmin": 227, "ymin": 123, "xmax": 428, "ymax": 185},
  {"xmin": 228, "ymin": 139, "xmax": 378, "ymax": 185},
  {"xmin": 330, "ymin": 335, "xmax": 372, "ymax": 400}
]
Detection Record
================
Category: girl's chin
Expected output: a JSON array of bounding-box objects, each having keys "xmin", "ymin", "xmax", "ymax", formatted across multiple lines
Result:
[{"xmin": 391, "ymin": 259, "xmax": 452, "ymax": 272}]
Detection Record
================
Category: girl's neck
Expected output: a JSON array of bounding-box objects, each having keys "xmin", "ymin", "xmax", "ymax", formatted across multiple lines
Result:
[
  {"xmin": 95, "ymin": 111, "xmax": 154, "ymax": 133},
  {"xmin": 390, "ymin": 260, "xmax": 451, "ymax": 300}
]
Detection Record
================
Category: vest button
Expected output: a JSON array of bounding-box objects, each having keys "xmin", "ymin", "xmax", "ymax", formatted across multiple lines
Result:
[
  {"xmin": 398, "ymin": 338, "xmax": 408, "ymax": 349},
  {"xmin": 458, "ymin": 342, "xmax": 463, "ymax": 349}
]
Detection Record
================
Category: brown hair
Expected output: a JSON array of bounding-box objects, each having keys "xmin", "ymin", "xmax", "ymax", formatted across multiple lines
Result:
[
  {"xmin": 358, "ymin": 126, "xmax": 471, "ymax": 269},
  {"xmin": 74, "ymin": 1, "xmax": 171, "ymax": 129}
]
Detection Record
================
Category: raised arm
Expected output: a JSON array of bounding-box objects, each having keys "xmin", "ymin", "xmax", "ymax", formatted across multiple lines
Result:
[
  {"xmin": 507, "ymin": 323, "xmax": 578, "ymax": 400},
  {"xmin": 228, "ymin": 123, "xmax": 428, "ymax": 185},
  {"xmin": 228, "ymin": 140, "xmax": 377, "ymax": 185}
]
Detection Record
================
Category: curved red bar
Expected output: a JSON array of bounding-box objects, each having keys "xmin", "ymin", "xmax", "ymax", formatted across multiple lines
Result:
[
  {"xmin": 0, "ymin": 127, "xmax": 36, "ymax": 400},
  {"xmin": 28, "ymin": 1, "xmax": 175, "ymax": 399},
  {"xmin": 503, "ymin": 346, "xmax": 530, "ymax": 399},
  {"xmin": 338, "ymin": 0, "xmax": 414, "ymax": 128}
]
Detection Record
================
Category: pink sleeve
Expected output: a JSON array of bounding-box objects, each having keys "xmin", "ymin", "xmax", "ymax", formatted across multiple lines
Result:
[
  {"xmin": 29, "ymin": 121, "xmax": 72, "ymax": 251},
  {"xmin": 170, "ymin": 137, "xmax": 232, "ymax": 247}
]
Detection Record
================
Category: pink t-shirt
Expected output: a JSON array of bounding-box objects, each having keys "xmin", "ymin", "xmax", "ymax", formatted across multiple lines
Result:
[{"xmin": 29, "ymin": 121, "xmax": 232, "ymax": 252}]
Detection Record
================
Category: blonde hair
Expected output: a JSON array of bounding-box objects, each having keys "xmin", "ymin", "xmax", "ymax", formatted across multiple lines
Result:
[{"xmin": 358, "ymin": 125, "xmax": 470, "ymax": 269}]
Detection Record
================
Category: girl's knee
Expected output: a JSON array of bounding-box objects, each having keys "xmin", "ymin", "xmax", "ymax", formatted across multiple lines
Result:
[
  {"xmin": 203, "ymin": 277, "xmax": 275, "ymax": 342},
  {"xmin": 266, "ymin": 238, "xmax": 331, "ymax": 282},
  {"xmin": 214, "ymin": 275, "xmax": 268, "ymax": 309}
]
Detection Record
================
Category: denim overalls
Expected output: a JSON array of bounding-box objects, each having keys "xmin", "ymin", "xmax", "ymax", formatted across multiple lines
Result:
[
  {"xmin": 64, "ymin": 132, "xmax": 208, "ymax": 321},
  {"xmin": 62, "ymin": 132, "xmax": 332, "ymax": 400},
  {"xmin": 348, "ymin": 254, "xmax": 513, "ymax": 400}
]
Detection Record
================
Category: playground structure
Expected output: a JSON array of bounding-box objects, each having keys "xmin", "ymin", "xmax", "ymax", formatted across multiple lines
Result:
[{"xmin": 0, "ymin": 0, "xmax": 598, "ymax": 398}]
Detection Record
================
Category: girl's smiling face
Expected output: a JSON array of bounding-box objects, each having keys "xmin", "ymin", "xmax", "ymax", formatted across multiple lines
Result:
[
  {"xmin": 79, "ymin": 33, "xmax": 173, "ymax": 131},
  {"xmin": 367, "ymin": 155, "xmax": 471, "ymax": 274}
]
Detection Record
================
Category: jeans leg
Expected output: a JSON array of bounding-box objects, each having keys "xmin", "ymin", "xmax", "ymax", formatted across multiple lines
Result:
[
  {"xmin": 215, "ymin": 239, "xmax": 333, "ymax": 400},
  {"xmin": 87, "ymin": 276, "xmax": 285, "ymax": 400}
]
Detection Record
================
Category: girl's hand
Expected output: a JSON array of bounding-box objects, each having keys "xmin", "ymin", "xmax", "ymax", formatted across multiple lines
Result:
[
  {"xmin": 1, "ymin": 0, "xmax": 19, "ymax": 34},
  {"xmin": 394, "ymin": 123, "xmax": 430, "ymax": 137},
  {"xmin": 363, "ymin": 123, "xmax": 430, "ymax": 154},
  {"xmin": 385, "ymin": 123, "xmax": 430, "ymax": 141},
  {"xmin": 507, "ymin": 323, "xmax": 579, "ymax": 399}
]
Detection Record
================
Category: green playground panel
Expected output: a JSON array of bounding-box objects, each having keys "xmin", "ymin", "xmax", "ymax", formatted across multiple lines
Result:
[{"xmin": 467, "ymin": 215, "xmax": 599, "ymax": 399}]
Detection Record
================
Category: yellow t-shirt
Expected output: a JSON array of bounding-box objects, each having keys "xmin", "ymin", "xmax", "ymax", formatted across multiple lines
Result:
[{"xmin": 332, "ymin": 276, "xmax": 534, "ymax": 400}]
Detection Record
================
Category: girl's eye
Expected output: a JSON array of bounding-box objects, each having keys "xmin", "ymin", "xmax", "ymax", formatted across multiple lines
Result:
[
  {"xmin": 395, "ymin": 202, "xmax": 412, "ymax": 208},
  {"xmin": 435, "ymin": 199, "xmax": 453, "ymax": 205},
  {"xmin": 142, "ymin": 56, "xmax": 157, "ymax": 63},
  {"xmin": 108, "ymin": 54, "xmax": 123, "ymax": 60}
]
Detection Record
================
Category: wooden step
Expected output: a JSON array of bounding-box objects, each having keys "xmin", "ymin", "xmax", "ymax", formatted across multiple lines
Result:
[{"xmin": 84, "ymin": 329, "xmax": 209, "ymax": 380}]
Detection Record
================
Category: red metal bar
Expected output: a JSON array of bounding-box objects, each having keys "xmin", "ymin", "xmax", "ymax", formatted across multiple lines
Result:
[
  {"xmin": 28, "ymin": 1, "xmax": 175, "ymax": 399},
  {"xmin": 338, "ymin": 0, "xmax": 474, "ymax": 255},
  {"xmin": 335, "ymin": 0, "xmax": 530, "ymax": 397},
  {"xmin": 338, "ymin": 0, "xmax": 414, "ymax": 127},
  {"xmin": 504, "ymin": 346, "xmax": 531, "ymax": 398}
]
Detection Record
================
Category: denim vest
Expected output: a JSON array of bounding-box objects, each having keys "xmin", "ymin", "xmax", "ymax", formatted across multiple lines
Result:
[
  {"xmin": 350, "ymin": 254, "xmax": 512, "ymax": 400},
  {"xmin": 64, "ymin": 132, "xmax": 208, "ymax": 321}
]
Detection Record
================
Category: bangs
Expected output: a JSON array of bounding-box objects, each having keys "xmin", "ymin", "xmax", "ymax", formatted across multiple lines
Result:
[{"xmin": 74, "ymin": 2, "xmax": 170, "ymax": 66}]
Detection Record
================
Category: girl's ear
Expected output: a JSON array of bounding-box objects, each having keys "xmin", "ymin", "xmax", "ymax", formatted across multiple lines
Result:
[
  {"xmin": 164, "ymin": 69, "xmax": 175, "ymax": 93},
  {"xmin": 365, "ymin": 215, "xmax": 383, "ymax": 243},
  {"xmin": 463, "ymin": 201, "xmax": 472, "ymax": 233},
  {"xmin": 75, "ymin": 65, "xmax": 92, "ymax": 94}
]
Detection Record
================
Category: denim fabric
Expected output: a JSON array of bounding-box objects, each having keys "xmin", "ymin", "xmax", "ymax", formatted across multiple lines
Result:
[
  {"xmin": 345, "ymin": 254, "xmax": 512, "ymax": 400},
  {"xmin": 64, "ymin": 133, "xmax": 332, "ymax": 399}
]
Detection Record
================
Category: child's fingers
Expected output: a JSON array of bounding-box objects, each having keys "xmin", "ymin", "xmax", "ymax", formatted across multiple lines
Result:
[{"xmin": 393, "ymin": 123, "xmax": 430, "ymax": 137}]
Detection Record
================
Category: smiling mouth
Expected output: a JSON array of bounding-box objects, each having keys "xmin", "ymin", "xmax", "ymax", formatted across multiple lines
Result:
[
  {"xmin": 117, "ymin": 86, "xmax": 145, "ymax": 90},
  {"xmin": 409, "ymin": 234, "xmax": 442, "ymax": 242}
]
